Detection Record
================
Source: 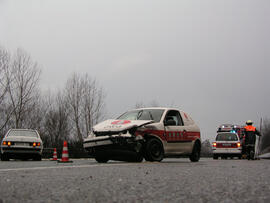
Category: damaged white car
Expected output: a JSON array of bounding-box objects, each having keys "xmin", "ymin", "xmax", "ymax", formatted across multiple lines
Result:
[{"xmin": 83, "ymin": 108, "xmax": 201, "ymax": 163}]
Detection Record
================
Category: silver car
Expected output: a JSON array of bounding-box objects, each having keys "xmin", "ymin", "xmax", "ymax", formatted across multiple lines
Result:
[{"xmin": 1, "ymin": 129, "xmax": 43, "ymax": 161}]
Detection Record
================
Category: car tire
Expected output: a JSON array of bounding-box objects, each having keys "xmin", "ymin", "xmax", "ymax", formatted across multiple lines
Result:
[
  {"xmin": 1, "ymin": 153, "xmax": 9, "ymax": 161},
  {"xmin": 189, "ymin": 142, "xmax": 200, "ymax": 162},
  {"xmin": 250, "ymin": 150, "xmax": 255, "ymax": 160},
  {"xmin": 144, "ymin": 138, "xmax": 164, "ymax": 162},
  {"xmin": 213, "ymin": 154, "xmax": 218, "ymax": 160},
  {"xmin": 134, "ymin": 153, "xmax": 144, "ymax": 162},
  {"xmin": 95, "ymin": 156, "xmax": 109, "ymax": 163},
  {"xmin": 33, "ymin": 155, "xmax": 42, "ymax": 161}
]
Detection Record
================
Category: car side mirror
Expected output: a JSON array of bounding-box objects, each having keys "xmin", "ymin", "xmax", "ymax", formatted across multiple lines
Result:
[{"xmin": 164, "ymin": 119, "xmax": 176, "ymax": 126}]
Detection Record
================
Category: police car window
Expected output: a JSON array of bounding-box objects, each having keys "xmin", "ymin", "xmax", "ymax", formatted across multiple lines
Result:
[
  {"xmin": 165, "ymin": 110, "xmax": 183, "ymax": 126},
  {"xmin": 216, "ymin": 133, "xmax": 238, "ymax": 141}
]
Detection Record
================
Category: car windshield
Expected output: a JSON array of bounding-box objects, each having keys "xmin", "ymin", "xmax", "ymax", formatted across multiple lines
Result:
[
  {"xmin": 7, "ymin": 130, "xmax": 38, "ymax": 138},
  {"xmin": 117, "ymin": 109, "xmax": 164, "ymax": 123},
  {"xmin": 216, "ymin": 133, "xmax": 238, "ymax": 141}
]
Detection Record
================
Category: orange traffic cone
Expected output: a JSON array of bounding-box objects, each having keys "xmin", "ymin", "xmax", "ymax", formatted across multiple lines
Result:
[
  {"xmin": 51, "ymin": 148, "xmax": 58, "ymax": 161},
  {"xmin": 58, "ymin": 141, "xmax": 73, "ymax": 163}
]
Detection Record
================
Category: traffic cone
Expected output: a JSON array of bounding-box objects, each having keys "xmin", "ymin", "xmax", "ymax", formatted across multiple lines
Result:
[
  {"xmin": 58, "ymin": 141, "xmax": 73, "ymax": 163},
  {"xmin": 51, "ymin": 148, "xmax": 58, "ymax": 161}
]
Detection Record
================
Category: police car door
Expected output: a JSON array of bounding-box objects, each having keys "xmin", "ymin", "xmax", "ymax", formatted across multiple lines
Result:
[{"xmin": 164, "ymin": 110, "xmax": 187, "ymax": 153}]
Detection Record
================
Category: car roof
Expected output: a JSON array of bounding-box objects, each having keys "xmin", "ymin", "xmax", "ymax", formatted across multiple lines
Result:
[
  {"xmin": 218, "ymin": 124, "xmax": 243, "ymax": 128},
  {"xmin": 7, "ymin": 129, "xmax": 38, "ymax": 134},
  {"xmin": 9, "ymin": 129, "xmax": 37, "ymax": 132},
  {"xmin": 130, "ymin": 107, "xmax": 182, "ymax": 111},
  {"xmin": 217, "ymin": 132, "xmax": 238, "ymax": 135}
]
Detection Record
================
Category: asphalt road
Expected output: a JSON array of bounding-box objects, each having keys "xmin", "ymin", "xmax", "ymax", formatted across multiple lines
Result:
[{"xmin": 0, "ymin": 158, "xmax": 269, "ymax": 203}]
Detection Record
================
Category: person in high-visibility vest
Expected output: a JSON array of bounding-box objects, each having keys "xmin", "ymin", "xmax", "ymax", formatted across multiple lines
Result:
[{"xmin": 244, "ymin": 120, "xmax": 261, "ymax": 160}]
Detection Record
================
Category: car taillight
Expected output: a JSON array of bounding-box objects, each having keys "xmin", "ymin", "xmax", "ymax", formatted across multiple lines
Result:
[
  {"xmin": 3, "ymin": 141, "xmax": 7, "ymax": 145},
  {"xmin": 237, "ymin": 142, "xmax": 241, "ymax": 148},
  {"xmin": 212, "ymin": 142, "xmax": 217, "ymax": 147},
  {"xmin": 37, "ymin": 142, "xmax": 41, "ymax": 146},
  {"xmin": 33, "ymin": 142, "xmax": 37, "ymax": 147},
  {"xmin": 7, "ymin": 141, "xmax": 11, "ymax": 146}
]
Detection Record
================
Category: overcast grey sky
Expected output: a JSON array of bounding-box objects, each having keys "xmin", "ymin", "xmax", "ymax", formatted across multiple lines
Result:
[{"xmin": 1, "ymin": 0, "xmax": 269, "ymax": 140}]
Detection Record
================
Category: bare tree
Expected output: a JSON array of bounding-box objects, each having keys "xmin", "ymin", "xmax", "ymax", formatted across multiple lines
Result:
[
  {"xmin": 0, "ymin": 48, "xmax": 12, "ymax": 134},
  {"xmin": 0, "ymin": 47, "xmax": 9, "ymax": 103},
  {"xmin": 65, "ymin": 73, "xmax": 106, "ymax": 143},
  {"xmin": 5, "ymin": 48, "xmax": 41, "ymax": 128},
  {"xmin": 43, "ymin": 92, "xmax": 71, "ymax": 148}
]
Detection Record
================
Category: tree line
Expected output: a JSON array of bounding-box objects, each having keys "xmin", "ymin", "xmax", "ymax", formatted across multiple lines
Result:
[
  {"xmin": 1, "ymin": 47, "xmax": 269, "ymax": 158},
  {"xmin": 0, "ymin": 47, "xmax": 106, "ymax": 157}
]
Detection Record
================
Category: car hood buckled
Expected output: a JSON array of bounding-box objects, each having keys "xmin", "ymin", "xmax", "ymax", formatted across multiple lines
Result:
[{"xmin": 92, "ymin": 119, "xmax": 154, "ymax": 133}]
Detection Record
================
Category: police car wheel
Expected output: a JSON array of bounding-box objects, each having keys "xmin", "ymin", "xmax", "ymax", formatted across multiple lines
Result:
[
  {"xmin": 189, "ymin": 143, "xmax": 200, "ymax": 162},
  {"xmin": 145, "ymin": 138, "xmax": 164, "ymax": 162},
  {"xmin": 250, "ymin": 151, "xmax": 255, "ymax": 160},
  {"xmin": 33, "ymin": 155, "xmax": 42, "ymax": 161},
  {"xmin": 0, "ymin": 153, "xmax": 9, "ymax": 161}
]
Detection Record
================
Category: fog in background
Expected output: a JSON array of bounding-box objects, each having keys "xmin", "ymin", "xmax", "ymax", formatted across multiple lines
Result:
[{"xmin": 1, "ymin": 0, "xmax": 269, "ymax": 141}]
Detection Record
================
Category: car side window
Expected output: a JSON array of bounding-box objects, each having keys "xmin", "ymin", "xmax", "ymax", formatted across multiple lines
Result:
[{"xmin": 165, "ymin": 110, "xmax": 184, "ymax": 126}]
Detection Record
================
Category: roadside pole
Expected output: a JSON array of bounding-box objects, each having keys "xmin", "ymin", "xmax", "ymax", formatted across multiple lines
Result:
[{"xmin": 255, "ymin": 118, "xmax": 263, "ymax": 159}]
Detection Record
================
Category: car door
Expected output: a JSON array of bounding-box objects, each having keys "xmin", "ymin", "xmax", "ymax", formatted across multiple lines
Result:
[{"xmin": 164, "ymin": 110, "xmax": 188, "ymax": 153}]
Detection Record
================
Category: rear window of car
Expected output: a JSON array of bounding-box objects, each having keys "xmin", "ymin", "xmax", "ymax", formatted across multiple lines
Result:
[
  {"xmin": 117, "ymin": 109, "xmax": 164, "ymax": 123},
  {"xmin": 216, "ymin": 133, "xmax": 238, "ymax": 141},
  {"xmin": 7, "ymin": 130, "xmax": 38, "ymax": 138}
]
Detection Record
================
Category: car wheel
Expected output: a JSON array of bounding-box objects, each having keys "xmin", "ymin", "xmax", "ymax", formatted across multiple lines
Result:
[
  {"xmin": 250, "ymin": 150, "xmax": 255, "ymax": 160},
  {"xmin": 1, "ymin": 153, "xmax": 9, "ymax": 161},
  {"xmin": 134, "ymin": 153, "xmax": 144, "ymax": 162},
  {"xmin": 95, "ymin": 156, "xmax": 109, "ymax": 163},
  {"xmin": 33, "ymin": 155, "xmax": 42, "ymax": 161},
  {"xmin": 213, "ymin": 154, "xmax": 218, "ymax": 160},
  {"xmin": 189, "ymin": 142, "xmax": 200, "ymax": 162},
  {"xmin": 144, "ymin": 138, "xmax": 164, "ymax": 162}
]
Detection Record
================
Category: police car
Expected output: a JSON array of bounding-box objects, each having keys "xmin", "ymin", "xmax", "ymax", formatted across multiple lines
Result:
[
  {"xmin": 1, "ymin": 129, "xmax": 43, "ymax": 161},
  {"xmin": 212, "ymin": 132, "xmax": 242, "ymax": 159},
  {"xmin": 83, "ymin": 107, "xmax": 201, "ymax": 163}
]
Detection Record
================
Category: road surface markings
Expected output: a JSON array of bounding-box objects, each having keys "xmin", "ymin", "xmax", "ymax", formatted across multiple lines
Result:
[{"xmin": 0, "ymin": 163, "xmax": 138, "ymax": 173}]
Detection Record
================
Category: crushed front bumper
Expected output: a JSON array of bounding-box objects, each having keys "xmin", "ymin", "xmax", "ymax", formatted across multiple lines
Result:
[{"xmin": 83, "ymin": 133, "xmax": 142, "ymax": 148}]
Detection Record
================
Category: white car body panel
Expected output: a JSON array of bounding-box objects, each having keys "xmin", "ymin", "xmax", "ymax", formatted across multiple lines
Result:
[
  {"xmin": 83, "ymin": 107, "xmax": 201, "ymax": 157},
  {"xmin": 92, "ymin": 119, "xmax": 154, "ymax": 133}
]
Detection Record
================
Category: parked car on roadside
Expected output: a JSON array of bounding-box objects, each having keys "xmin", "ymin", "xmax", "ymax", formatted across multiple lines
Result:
[
  {"xmin": 212, "ymin": 132, "xmax": 242, "ymax": 159},
  {"xmin": 83, "ymin": 107, "xmax": 201, "ymax": 163},
  {"xmin": 1, "ymin": 129, "xmax": 43, "ymax": 161}
]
